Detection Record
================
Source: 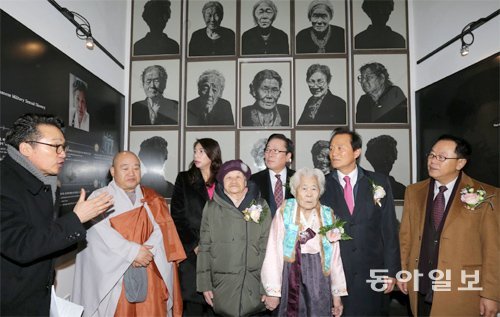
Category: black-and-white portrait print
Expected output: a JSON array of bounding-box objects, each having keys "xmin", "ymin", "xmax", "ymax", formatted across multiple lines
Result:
[
  {"xmin": 185, "ymin": 131, "xmax": 235, "ymax": 169},
  {"xmin": 294, "ymin": 130, "xmax": 333, "ymax": 173},
  {"xmin": 239, "ymin": 130, "xmax": 291, "ymax": 172},
  {"xmin": 357, "ymin": 128, "xmax": 410, "ymax": 200},
  {"xmin": 294, "ymin": 0, "xmax": 346, "ymax": 54},
  {"xmin": 240, "ymin": 0, "xmax": 291, "ymax": 56},
  {"xmin": 130, "ymin": 60, "xmax": 180, "ymax": 126},
  {"xmin": 129, "ymin": 130, "xmax": 179, "ymax": 199},
  {"xmin": 132, "ymin": 0, "xmax": 182, "ymax": 56},
  {"xmin": 240, "ymin": 61, "xmax": 292, "ymax": 128},
  {"xmin": 352, "ymin": 0, "xmax": 407, "ymax": 50},
  {"xmin": 185, "ymin": 60, "xmax": 236, "ymax": 126},
  {"xmin": 187, "ymin": 0, "xmax": 237, "ymax": 57},
  {"xmin": 353, "ymin": 54, "xmax": 408, "ymax": 124},
  {"xmin": 295, "ymin": 58, "xmax": 347, "ymax": 125},
  {"xmin": 68, "ymin": 74, "xmax": 90, "ymax": 132}
]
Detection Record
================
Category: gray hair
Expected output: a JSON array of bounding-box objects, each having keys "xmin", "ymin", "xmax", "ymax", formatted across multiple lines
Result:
[
  {"xmin": 197, "ymin": 69, "xmax": 225, "ymax": 93},
  {"xmin": 202, "ymin": 1, "xmax": 224, "ymax": 20},
  {"xmin": 290, "ymin": 167, "xmax": 325, "ymax": 196},
  {"xmin": 252, "ymin": 0, "xmax": 278, "ymax": 24},
  {"xmin": 307, "ymin": 0, "xmax": 334, "ymax": 20}
]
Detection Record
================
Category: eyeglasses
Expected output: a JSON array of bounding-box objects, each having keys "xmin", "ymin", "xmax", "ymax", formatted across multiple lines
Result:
[
  {"xmin": 27, "ymin": 141, "xmax": 68, "ymax": 154},
  {"xmin": 427, "ymin": 153, "xmax": 461, "ymax": 162},
  {"xmin": 357, "ymin": 74, "xmax": 378, "ymax": 82},
  {"xmin": 264, "ymin": 148, "xmax": 287, "ymax": 155}
]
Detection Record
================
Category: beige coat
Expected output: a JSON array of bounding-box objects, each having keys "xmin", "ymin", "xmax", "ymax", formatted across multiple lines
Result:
[{"xmin": 400, "ymin": 173, "xmax": 499, "ymax": 316}]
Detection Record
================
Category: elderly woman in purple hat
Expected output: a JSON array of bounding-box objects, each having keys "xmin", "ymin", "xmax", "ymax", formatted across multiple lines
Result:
[{"xmin": 197, "ymin": 159, "xmax": 272, "ymax": 317}]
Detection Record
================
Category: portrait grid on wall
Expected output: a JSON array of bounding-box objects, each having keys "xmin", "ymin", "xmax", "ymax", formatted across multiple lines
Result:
[
  {"xmin": 295, "ymin": 58, "xmax": 348, "ymax": 126},
  {"xmin": 129, "ymin": 130, "xmax": 179, "ymax": 200},
  {"xmin": 132, "ymin": 0, "xmax": 182, "ymax": 57},
  {"xmin": 185, "ymin": 60, "xmax": 236, "ymax": 127},
  {"xmin": 240, "ymin": 0, "xmax": 292, "ymax": 56},
  {"xmin": 356, "ymin": 128, "xmax": 410, "ymax": 201},
  {"xmin": 352, "ymin": 0, "xmax": 407, "ymax": 50},
  {"xmin": 187, "ymin": 0, "xmax": 237, "ymax": 57},
  {"xmin": 239, "ymin": 130, "xmax": 292, "ymax": 173},
  {"xmin": 294, "ymin": 0, "xmax": 347, "ymax": 54},
  {"xmin": 239, "ymin": 60, "xmax": 293, "ymax": 128},
  {"xmin": 130, "ymin": 59, "xmax": 181, "ymax": 127},
  {"xmin": 294, "ymin": 130, "xmax": 333, "ymax": 174},
  {"xmin": 184, "ymin": 131, "xmax": 236, "ymax": 169},
  {"xmin": 353, "ymin": 53, "xmax": 409, "ymax": 125},
  {"xmin": 68, "ymin": 73, "xmax": 90, "ymax": 132}
]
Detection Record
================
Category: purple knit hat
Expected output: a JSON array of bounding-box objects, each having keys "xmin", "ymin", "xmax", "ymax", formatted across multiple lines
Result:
[{"xmin": 216, "ymin": 159, "xmax": 252, "ymax": 183}]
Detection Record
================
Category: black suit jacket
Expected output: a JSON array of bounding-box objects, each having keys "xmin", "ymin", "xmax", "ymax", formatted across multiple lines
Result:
[
  {"xmin": 170, "ymin": 171, "xmax": 210, "ymax": 304},
  {"xmin": 131, "ymin": 98, "xmax": 179, "ymax": 125},
  {"xmin": 250, "ymin": 167, "xmax": 295, "ymax": 217},
  {"xmin": 298, "ymin": 90, "xmax": 347, "ymax": 125},
  {"xmin": 0, "ymin": 155, "xmax": 86, "ymax": 315},
  {"xmin": 320, "ymin": 167, "xmax": 401, "ymax": 316}
]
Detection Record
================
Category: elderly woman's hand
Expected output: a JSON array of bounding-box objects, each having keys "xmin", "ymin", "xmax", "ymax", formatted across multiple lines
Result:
[
  {"xmin": 332, "ymin": 296, "xmax": 343, "ymax": 316},
  {"xmin": 263, "ymin": 295, "xmax": 280, "ymax": 311}
]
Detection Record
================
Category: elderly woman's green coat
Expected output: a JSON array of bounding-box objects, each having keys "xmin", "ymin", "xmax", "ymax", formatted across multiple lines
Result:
[{"xmin": 197, "ymin": 182, "xmax": 271, "ymax": 317}]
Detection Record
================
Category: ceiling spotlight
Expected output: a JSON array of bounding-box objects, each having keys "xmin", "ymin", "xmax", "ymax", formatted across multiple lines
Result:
[
  {"xmin": 460, "ymin": 44, "xmax": 469, "ymax": 56},
  {"xmin": 85, "ymin": 37, "xmax": 94, "ymax": 50}
]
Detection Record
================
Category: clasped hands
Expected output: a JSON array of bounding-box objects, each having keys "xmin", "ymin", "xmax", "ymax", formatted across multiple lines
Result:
[{"xmin": 133, "ymin": 245, "xmax": 154, "ymax": 267}]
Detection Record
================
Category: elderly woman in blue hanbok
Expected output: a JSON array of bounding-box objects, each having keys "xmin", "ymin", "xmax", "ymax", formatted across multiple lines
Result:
[{"xmin": 261, "ymin": 167, "xmax": 347, "ymax": 316}]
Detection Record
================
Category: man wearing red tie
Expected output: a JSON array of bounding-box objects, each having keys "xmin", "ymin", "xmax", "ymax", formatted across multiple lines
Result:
[
  {"xmin": 320, "ymin": 127, "xmax": 400, "ymax": 316},
  {"xmin": 250, "ymin": 134, "xmax": 295, "ymax": 217}
]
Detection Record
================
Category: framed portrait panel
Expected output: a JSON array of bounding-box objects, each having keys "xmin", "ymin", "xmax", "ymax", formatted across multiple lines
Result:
[
  {"xmin": 239, "ymin": 60, "xmax": 292, "ymax": 128},
  {"xmin": 132, "ymin": 0, "xmax": 182, "ymax": 57},
  {"xmin": 239, "ymin": 130, "xmax": 291, "ymax": 173},
  {"xmin": 295, "ymin": 58, "xmax": 348, "ymax": 126},
  {"xmin": 68, "ymin": 73, "xmax": 90, "ymax": 132},
  {"xmin": 240, "ymin": 0, "xmax": 291, "ymax": 56},
  {"xmin": 185, "ymin": 60, "xmax": 236, "ymax": 127},
  {"xmin": 294, "ymin": 130, "xmax": 333, "ymax": 174},
  {"xmin": 356, "ymin": 128, "xmax": 410, "ymax": 201},
  {"xmin": 185, "ymin": 131, "xmax": 236, "ymax": 169},
  {"xmin": 353, "ymin": 54, "xmax": 409, "ymax": 125},
  {"xmin": 294, "ymin": 0, "xmax": 347, "ymax": 54},
  {"xmin": 129, "ymin": 130, "xmax": 179, "ymax": 199},
  {"xmin": 130, "ymin": 59, "xmax": 181, "ymax": 127},
  {"xmin": 352, "ymin": 0, "xmax": 407, "ymax": 50},
  {"xmin": 187, "ymin": 0, "xmax": 237, "ymax": 57}
]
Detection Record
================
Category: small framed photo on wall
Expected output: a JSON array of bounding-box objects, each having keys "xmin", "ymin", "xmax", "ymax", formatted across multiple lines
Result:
[
  {"xmin": 130, "ymin": 59, "xmax": 181, "ymax": 127},
  {"xmin": 131, "ymin": 0, "xmax": 182, "ymax": 57},
  {"xmin": 129, "ymin": 130, "xmax": 179, "ymax": 200},
  {"xmin": 294, "ymin": 0, "xmax": 347, "ymax": 54},
  {"xmin": 240, "ymin": 0, "xmax": 291, "ymax": 56},
  {"xmin": 185, "ymin": 60, "xmax": 236, "ymax": 127},
  {"xmin": 294, "ymin": 130, "xmax": 333, "ymax": 174},
  {"xmin": 352, "ymin": 0, "xmax": 407, "ymax": 50},
  {"xmin": 239, "ymin": 130, "xmax": 292, "ymax": 173},
  {"xmin": 356, "ymin": 128, "xmax": 410, "ymax": 201},
  {"xmin": 239, "ymin": 60, "xmax": 292, "ymax": 128},
  {"xmin": 185, "ymin": 131, "xmax": 236, "ymax": 170},
  {"xmin": 186, "ymin": 0, "xmax": 237, "ymax": 57},
  {"xmin": 353, "ymin": 54, "xmax": 408, "ymax": 124},
  {"xmin": 295, "ymin": 58, "xmax": 348, "ymax": 126}
]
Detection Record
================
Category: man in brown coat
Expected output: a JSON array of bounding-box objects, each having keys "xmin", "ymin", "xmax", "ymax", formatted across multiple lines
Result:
[{"xmin": 399, "ymin": 135, "xmax": 499, "ymax": 317}]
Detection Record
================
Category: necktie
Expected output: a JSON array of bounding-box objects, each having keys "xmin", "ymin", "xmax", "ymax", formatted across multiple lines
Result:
[
  {"xmin": 274, "ymin": 174, "xmax": 284, "ymax": 208},
  {"xmin": 432, "ymin": 186, "xmax": 448, "ymax": 230},
  {"xmin": 344, "ymin": 176, "xmax": 354, "ymax": 214}
]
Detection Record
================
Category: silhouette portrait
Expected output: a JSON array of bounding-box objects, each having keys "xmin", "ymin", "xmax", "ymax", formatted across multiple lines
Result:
[
  {"xmin": 134, "ymin": 0, "xmax": 180, "ymax": 56},
  {"xmin": 138, "ymin": 136, "xmax": 175, "ymax": 198},
  {"xmin": 354, "ymin": 0, "xmax": 406, "ymax": 49},
  {"xmin": 365, "ymin": 134, "xmax": 405, "ymax": 199}
]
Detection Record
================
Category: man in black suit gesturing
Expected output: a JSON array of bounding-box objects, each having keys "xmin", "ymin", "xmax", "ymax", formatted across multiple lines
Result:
[
  {"xmin": 250, "ymin": 134, "xmax": 295, "ymax": 217},
  {"xmin": 320, "ymin": 127, "xmax": 400, "ymax": 316}
]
